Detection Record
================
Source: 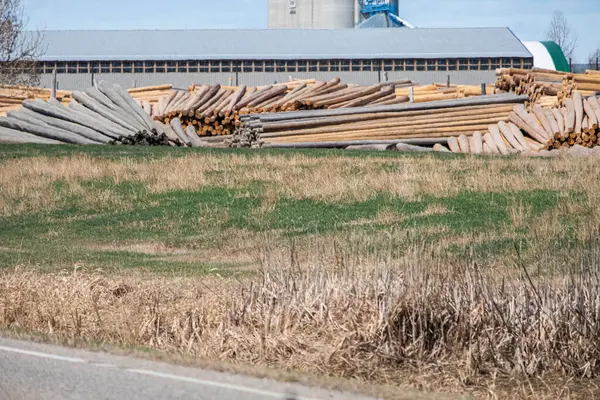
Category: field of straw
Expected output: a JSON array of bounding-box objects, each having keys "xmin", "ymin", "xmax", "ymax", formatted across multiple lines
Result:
[{"xmin": 1, "ymin": 144, "xmax": 600, "ymax": 399}]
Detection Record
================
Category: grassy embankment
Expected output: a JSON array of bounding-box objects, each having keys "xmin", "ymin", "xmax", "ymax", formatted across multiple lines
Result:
[{"xmin": 1, "ymin": 144, "xmax": 599, "ymax": 399}]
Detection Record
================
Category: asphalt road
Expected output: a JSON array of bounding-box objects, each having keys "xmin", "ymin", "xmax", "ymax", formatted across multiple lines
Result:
[{"xmin": 0, "ymin": 338, "xmax": 378, "ymax": 400}]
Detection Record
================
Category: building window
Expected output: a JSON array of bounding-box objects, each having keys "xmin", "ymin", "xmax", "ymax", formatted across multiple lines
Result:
[
  {"xmin": 308, "ymin": 61, "xmax": 318, "ymax": 72},
  {"xmin": 240, "ymin": 61, "xmax": 251, "ymax": 72},
  {"xmin": 351, "ymin": 60, "xmax": 360, "ymax": 72},
  {"xmin": 155, "ymin": 62, "xmax": 166, "ymax": 73},
  {"xmin": 165, "ymin": 61, "xmax": 176, "ymax": 73},
  {"xmin": 448, "ymin": 60, "xmax": 457, "ymax": 71},
  {"xmin": 122, "ymin": 61, "xmax": 132, "ymax": 73},
  {"xmin": 319, "ymin": 61, "xmax": 328, "ymax": 72},
  {"xmin": 109, "ymin": 61, "xmax": 121, "ymax": 73},
  {"xmin": 264, "ymin": 60, "xmax": 274, "ymax": 72},
  {"xmin": 177, "ymin": 62, "xmax": 187, "ymax": 73},
  {"xmin": 78, "ymin": 62, "xmax": 89, "ymax": 73},
  {"xmin": 188, "ymin": 61, "xmax": 199, "ymax": 73},
  {"xmin": 383, "ymin": 60, "xmax": 393, "ymax": 71},
  {"xmin": 134, "ymin": 61, "xmax": 143, "ymax": 73},
  {"xmin": 142, "ymin": 61, "xmax": 153, "ymax": 73},
  {"xmin": 297, "ymin": 61, "xmax": 307, "ymax": 72}
]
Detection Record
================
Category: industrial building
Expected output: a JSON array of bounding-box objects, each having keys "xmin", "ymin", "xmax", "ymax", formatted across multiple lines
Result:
[
  {"xmin": 36, "ymin": 27, "xmax": 532, "ymax": 90},
  {"xmin": 30, "ymin": 0, "xmax": 539, "ymax": 90}
]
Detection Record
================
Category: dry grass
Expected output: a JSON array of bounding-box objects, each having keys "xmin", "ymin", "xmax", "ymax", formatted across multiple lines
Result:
[
  {"xmin": 3, "ymin": 148, "xmax": 600, "ymax": 398},
  {"xmin": 0, "ymin": 152, "xmax": 597, "ymax": 216},
  {"xmin": 2, "ymin": 233, "xmax": 600, "ymax": 399}
]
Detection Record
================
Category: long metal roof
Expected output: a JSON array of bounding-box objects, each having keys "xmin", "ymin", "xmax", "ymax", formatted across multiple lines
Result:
[{"xmin": 37, "ymin": 28, "xmax": 531, "ymax": 62}]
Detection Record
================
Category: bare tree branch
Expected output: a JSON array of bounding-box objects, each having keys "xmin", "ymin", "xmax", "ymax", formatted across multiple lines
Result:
[
  {"xmin": 0, "ymin": 0, "xmax": 45, "ymax": 86},
  {"xmin": 545, "ymin": 11, "xmax": 578, "ymax": 62},
  {"xmin": 588, "ymin": 48, "xmax": 600, "ymax": 70}
]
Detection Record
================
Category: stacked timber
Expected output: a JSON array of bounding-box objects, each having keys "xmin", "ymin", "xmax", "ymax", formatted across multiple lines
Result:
[
  {"xmin": 154, "ymin": 78, "xmax": 413, "ymax": 138},
  {"xmin": 0, "ymin": 81, "xmax": 206, "ymax": 147},
  {"xmin": 495, "ymin": 68, "xmax": 566, "ymax": 106},
  {"xmin": 0, "ymin": 85, "xmax": 73, "ymax": 117},
  {"xmin": 496, "ymin": 68, "xmax": 600, "ymax": 107},
  {"xmin": 396, "ymin": 83, "xmax": 494, "ymax": 103},
  {"xmin": 232, "ymin": 94, "xmax": 529, "ymax": 148},
  {"xmin": 444, "ymin": 90, "xmax": 600, "ymax": 154}
]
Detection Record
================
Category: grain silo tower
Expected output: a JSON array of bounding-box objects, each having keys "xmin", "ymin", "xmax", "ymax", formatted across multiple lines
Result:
[{"xmin": 267, "ymin": 0, "xmax": 356, "ymax": 29}]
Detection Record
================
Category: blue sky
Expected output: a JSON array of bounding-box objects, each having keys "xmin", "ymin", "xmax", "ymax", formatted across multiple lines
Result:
[{"xmin": 23, "ymin": 0, "xmax": 600, "ymax": 62}]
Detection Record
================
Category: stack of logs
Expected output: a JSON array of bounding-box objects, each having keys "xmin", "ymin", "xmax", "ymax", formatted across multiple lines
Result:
[
  {"xmin": 0, "ymin": 86, "xmax": 73, "ymax": 117},
  {"xmin": 0, "ymin": 81, "xmax": 187, "ymax": 146},
  {"xmin": 496, "ymin": 68, "xmax": 600, "ymax": 108},
  {"xmin": 152, "ymin": 78, "xmax": 415, "ymax": 138},
  {"xmin": 443, "ymin": 91, "xmax": 600, "ymax": 154},
  {"xmin": 396, "ymin": 83, "xmax": 494, "ymax": 103},
  {"xmin": 232, "ymin": 94, "xmax": 529, "ymax": 148}
]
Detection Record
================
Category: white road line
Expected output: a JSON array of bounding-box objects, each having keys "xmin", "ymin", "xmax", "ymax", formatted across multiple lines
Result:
[
  {"xmin": 0, "ymin": 345, "xmax": 86, "ymax": 364},
  {"xmin": 127, "ymin": 368, "xmax": 320, "ymax": 400},
  {"xmin": 0, "ymin": 344, "xmax": 324, "ymax": 400}
]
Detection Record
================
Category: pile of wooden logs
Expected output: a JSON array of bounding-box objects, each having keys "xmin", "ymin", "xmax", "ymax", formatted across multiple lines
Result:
[
  {"xmin": 0, "ymin": 81, "xmax": 196, "ymax": 146},
  {"xmin": 496, "ymin": 68, "xmax": 600, "ymax": 108},
  {"xmin": 0, "ymin": 85, "xmax": 73, "ymax": 117},
  {"xmin": 152, "ymin": 78, "xmax": 417, "ymax": 138},
  {"xmin": 232, "ymin": 94, "xmax": 528, "ymax": 149},
  {"xmin": 443, "ymin": 91, "xmax": 600, "ymax": 154},
  {"xmin": 396, "ymin": 83, "xmax": 494, "ymax": 103}
]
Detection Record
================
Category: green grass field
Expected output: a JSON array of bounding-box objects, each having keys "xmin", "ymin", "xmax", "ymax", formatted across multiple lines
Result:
[{"xmin": 2, "ymin": 144, "xmax": 600, "ymax": 399}]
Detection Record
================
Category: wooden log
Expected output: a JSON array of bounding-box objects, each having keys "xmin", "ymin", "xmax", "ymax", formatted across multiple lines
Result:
[
  {"xmin": 573, "ymin": 91, "xmax": 584, "ymax": 134},
  {"xmin": 513, "ymin": 104, "xmax": 549, "ymax": 140},
  {"xmin": 24, "ymin": 98, "xmax": 124, "ymax": 140},
  {"xmin": 15, "ymin": 108, "xmax": 111, "ymax": 143},
  {"xmin": 395, "ymin": 143, "xmax": 434, "ymax": 152},
  {"xmin": 164, "ymin": 90, "xmax": 186, "ymax": 115},
  {"xmin": 583, "ymin": 98, "xmax": 599, "ymax": 129},
  {"xmin": 507, "ymin": 122, "xmax": 531, "ymax": 150},
  {"xmin": 565, "ymin": 98, "xmax": 576, "ymax": 133},
  {"xmin": 586, "ymin": 96, "xmax": 600, "ymax": 126},
  {"xmin": 543, "ymin": 109, "xmax": 560, "ymax": 137},
  {"xmin": 471, "ymin": 131, "xmax": 484, "ymax": 154},
  {"xmin": 96, "ymin": 82, "xmax": 147, "ymax": 130},
  {"xmin": 113, "ymin": 83, "xmax": 163, "ymax": 133},
  {"xmin": 184, "ymin": 124, "xmax": 206, "ymax": 147},
  {"xmin": 142, "ymin": 101, "xmax": 152, "ymax": 116},
  {"xmin": 551, "ymin": 108, "xmax": 565, "ymax": 136},
  {"xmin": 223, "ymin": 85, "xmax": 247, "ymax": 115},
  {"xmin": 532, "ymin": 105, "xmax": 554, "ymax": 137},
  {"xmin": 0, "ymin": 126, "xmax": 64, "ymax": 144},
  {"xmin": 66, "ymin": 99, "xmax": 132, "ymax": 138},
  {"xmin": 498, "ymin": 121, "xmax": 525, "ymax": 151},
  {"xmin": 340, "ymin": 86, "xmax": 395, "ymax": 109},
  {"xmin": 457, "ymin": 134, "xmax": 470, "ymax": 153},
  {"xmin": 0, "ymin": 115, "xmax": 98, "ymax": 144},
  {"xmin": 489, "ymin": 124, "xmax": 510, "ymax": 154},
  {"xmin": 447, "ymin": 136, "xmax": 461, "ymax": 153},
  {"xmin": 155, "ymin": 121, "xmax": 181, "ymax": 145},
  {"xmin": 433, "ymin": 143, "xmax": 451, "ymax": 152},
  {"xmin": 483, "ymin": 132, "xmax": 500, "ymax": 154},
  {"xmin": 71, "ymin": 91, "xmax": 139, "ymax": 133},
  {"xmin": 170, "ymin": 118, "xmax": 192, "ymax": 146}
]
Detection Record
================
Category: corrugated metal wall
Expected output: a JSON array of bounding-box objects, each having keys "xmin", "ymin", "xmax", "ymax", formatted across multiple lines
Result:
[{"xmin": 40, "ymin": 71, "xmax": 496, "ymax": 91}]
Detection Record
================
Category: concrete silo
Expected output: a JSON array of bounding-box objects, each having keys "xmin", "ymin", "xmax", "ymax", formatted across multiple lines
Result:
[{"xmin": 267, "ymin": 0, "xmax": 356, "ymax": 29}]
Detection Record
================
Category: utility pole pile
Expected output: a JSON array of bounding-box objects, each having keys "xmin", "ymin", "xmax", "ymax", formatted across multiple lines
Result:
[
  {"xmin": 232, "ymin": 94, "xmax": 530, "ymax": 149},
  {"xmin": 152, "ymin": 78, "xmax": 414, "ymax": 138},
  {"xmin": 0, "ymin": 81, "xmax": 186, "ymax": 146}
]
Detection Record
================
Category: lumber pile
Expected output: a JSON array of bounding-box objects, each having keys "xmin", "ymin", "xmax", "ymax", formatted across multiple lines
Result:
[
  {"xmin": 0, "ymin": 81, "xmax": 208, "ymax": 146},
  {"xmin": 232, "ymin": 94, "xmax": 529, "ymax": 148},
  {"xmin": 153, "ymin": 78, "xmax": 415, "ymax": 138},
  {"xmin": 443, "ymin": 90, "xmax": 600, "ymax": 154},
  {"xmin": 0, "ymin": 85, "xmax": 73, "ymax": 117},
  {"xmin": 495, "ymin": 68, "xmax": 600, "ymax": 107},
  {"xmin": 396, "ymin": 83, "xmax": 494, "ymax": 103}
]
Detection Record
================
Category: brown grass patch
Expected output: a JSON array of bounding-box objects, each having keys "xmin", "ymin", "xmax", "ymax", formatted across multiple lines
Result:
[
  {"xmin": 3, "ymin": 234, "xmax": 600, "ymax": 399},
  {"xmin": 0, "ymin": 152, "xmax": 599, "ymax": 217}
]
